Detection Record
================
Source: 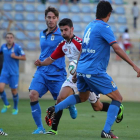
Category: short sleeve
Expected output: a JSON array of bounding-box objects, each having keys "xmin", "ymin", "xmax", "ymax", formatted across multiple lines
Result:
[
  {"xmin": 100, "ymin": 25, "xmax": 117, "ymax": 46},
  {"xmin": 17, "ymin": 45, "xmax": 25, "ymax": 56}
]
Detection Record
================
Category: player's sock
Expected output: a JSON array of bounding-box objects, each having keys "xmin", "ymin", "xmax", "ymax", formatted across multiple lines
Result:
[
  {"xmin": 51, "ymin": 110, "xmax": 63, "ymax": 131},
  {"xmin": 30, "ymin": 101, "xmax": 43, "ymax": 128},
  {"xmin": 55, "ymin": 95, "xmax": 81, "ymax": 113},
  {"xmin": 0, "ymin": 91, "xmax": 10, "ymax": 105},
  {"xmin": 101, "ymin": 102, "xmax": 110, "ymax": 112},
  {"xmin": 103, "ymin": 100, "xmax": 121, "ymax": 133},
  {"xmin": 12, "ymin": 93, "xmax": 19, "ymax": 110}
]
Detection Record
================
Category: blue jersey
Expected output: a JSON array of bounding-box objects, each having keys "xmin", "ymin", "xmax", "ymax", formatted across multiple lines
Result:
[
  {"xmin": 0, "ymin": 43, "xmax": 25, "ymax": 75},
  {"xmin": 77, "ymin": 19, "xmax": 117, "ymax": 74},
  {"xmin": 36, "ymin": 27, "xmax": 67, "ymax": 80}
]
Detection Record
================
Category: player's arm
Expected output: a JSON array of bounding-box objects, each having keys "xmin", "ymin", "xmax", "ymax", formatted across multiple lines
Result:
[
  {"xmin": 35, "ymin": 42, "xmax": 65, "ymax": 66},
  {"xmin": 11, "ymin": 54, "xmax": 26, "ymax": 60},
  {"xmin": 35, "ymin": 57, "xmax": 54, "ymax": 66},
  {"xmin": 112, "ymin": 43, "xmax": 140, "ymax": 77}
]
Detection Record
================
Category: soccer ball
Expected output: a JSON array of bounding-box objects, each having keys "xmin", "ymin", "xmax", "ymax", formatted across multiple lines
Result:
[{"xmin": 68, "ymin": 60, "xmax": 77, "ymax": 75}]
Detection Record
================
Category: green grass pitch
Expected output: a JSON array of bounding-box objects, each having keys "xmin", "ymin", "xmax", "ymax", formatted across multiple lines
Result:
[{"xmin": 0, "ymin": 99, "xmax": 140, "ymax": 140}]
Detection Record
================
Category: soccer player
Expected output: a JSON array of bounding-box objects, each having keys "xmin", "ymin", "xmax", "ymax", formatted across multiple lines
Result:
[
  {"xmin": 0, "ymin": 33, "xmax": 26, "ymax": 115},
  {"xmin": 46, "ymin": 1, "xmax": 140, "ymax": 139},
  {"xmin": 29, "ymin": 7, "xmax": 69, "ymax": 134},
  {"xmin": 0, "ymin": 128, "xmax": 8, "ymax": 136},
  {"xmin": 35, "ymin": 18, "xmax": 123, "ymax": 135}
]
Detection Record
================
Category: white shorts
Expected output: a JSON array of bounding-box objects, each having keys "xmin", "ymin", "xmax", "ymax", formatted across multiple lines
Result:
[{"xmin": 61, "ymin": 75, "xmax": 100, "ymax": 104}]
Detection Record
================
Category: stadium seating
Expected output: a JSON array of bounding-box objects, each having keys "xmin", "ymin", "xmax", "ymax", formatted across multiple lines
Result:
[
  {"xmin": 15, "ymin": 32, "xmax": 27, "ymax": 40},
  {"xmin": 70, "ymin": 5, "xmax": 80, "ymax": 13},
  {"xmin": 26, "ymin": 13, "xmax": 36, "ymax": 21},
  {"xmin": 59, "ymin": 5, "xmax": 69, "ymax": 13},
  {"xmin": 37, "ymin": 23, "xmax": 47, "ymax": 31},
  {"xmin": 71, "ymin": 15, "xmax": 81, "ymax": 23},
  {"xmin": 25, "ymin": 23, "xmax": 36, "ymax": 31},
  {"xmin": 15, "ymin": 13, "xmax": 24, "ymax": 21},
  {"xmin": 3, "ymin": 3, "xmax": 13, "ymax": 11},
  {"xmin": 25, "ymin": 4, "xmax": 35, "ymax": 12},
  {"xmin": 26, "ymin": 42, "xmax": 36, "ymax": 50},
  {"xmin": 0, "ymin": 0, "xmax": 128, "ymax": 51},
  {"xmin": 81, "ymin": 6, "xmax": 91, "ymax": 13},
  {"xmin": 15, "ymin": 4, "xmax": 25, "ymax": 11}
]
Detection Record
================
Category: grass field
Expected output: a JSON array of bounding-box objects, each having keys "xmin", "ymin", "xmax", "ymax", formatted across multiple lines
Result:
[{"xmin": 0, "ymin": 99, "xmax": 140, "ymax": 140}]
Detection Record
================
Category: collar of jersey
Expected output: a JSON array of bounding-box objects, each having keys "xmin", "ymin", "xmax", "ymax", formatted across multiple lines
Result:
[
  {"xmin": 6, "ymin": 43, "xmax": 15, "ymax": 49},
  {"xmin": 43, "ymin": 26, "xmax": 58, "ymax": 35},
  {"xmin": 65, "ymin": 35, "xmax": 75, "ymax": 44}
]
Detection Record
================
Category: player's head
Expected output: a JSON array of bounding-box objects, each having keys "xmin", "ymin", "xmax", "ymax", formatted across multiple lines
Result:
[
  {"xmin": 58, "ymin": 18, "xmax": 74, "ymax": 41},
  {"xmin": 96, "ymin": 1, "xmax": 113, "ymax": 22},
  {"xmin": 45, "ymin": 6, "xmax": 59, "ymax": 30},
  {"xmin": 6, "ymin": 32, "xmax": 14, "ymax": 45},
  {"xmin": 133, "ymin": 1, "xmax": 137, "ymax": 5}
]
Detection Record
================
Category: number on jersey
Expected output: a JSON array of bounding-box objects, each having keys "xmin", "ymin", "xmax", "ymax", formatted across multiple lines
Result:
[{"xmin": 84, "ymin": 28, "xmax": 91, "ymax": 45}]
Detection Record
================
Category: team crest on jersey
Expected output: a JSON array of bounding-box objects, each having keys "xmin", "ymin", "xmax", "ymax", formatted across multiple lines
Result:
[
  {"xmin": 51, "ymin": 34, "xmax": 55, "ymax": 41},
  {"xmin": 64, "ymin": 48, "xmax": 68, "ymax": 52},
  {"xmin": 111, "ymin": 81, "xmax": 116, "ymax": 88}
]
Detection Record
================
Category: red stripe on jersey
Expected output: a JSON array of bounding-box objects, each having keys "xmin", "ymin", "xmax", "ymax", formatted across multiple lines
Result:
[
  {"xmin": 72, "ymin": 36, "xmax": 82, "ymax": 51},
  {"xmin": 109, "ymin": 41, "xmax": 117, "ymax": 45},
  {"xmin": 51, "ymin": 40, "xmax": 66, "ymax": 60}
]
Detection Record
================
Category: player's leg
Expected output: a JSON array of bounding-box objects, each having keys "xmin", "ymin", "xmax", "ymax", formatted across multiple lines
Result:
[
  {"xmin": 101, "ymin": 89, "xmax": 122, "ymax": 139},
  {"xmin": 29, "ymin": 73, "xmax": 47, "ymax": 134},
  {"xmin": 11, "ymin": 88, "xmax": 18, "ymax": 115},
  {"xmin": 9, "ymin": 75, "xmax": 19, "ymax": 115},
  {"xmin": 89, "ymin": 92, "xmax": 124, "ymax": 123},
  {"xmin": 0, "ymin": 77, "xmax": 11, "ymax": 113}
]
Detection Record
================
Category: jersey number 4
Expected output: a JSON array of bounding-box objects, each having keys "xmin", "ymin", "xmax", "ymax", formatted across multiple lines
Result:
[{"xmin": 84, "ymin": 28, "xmax": 91, "ymax": 45}]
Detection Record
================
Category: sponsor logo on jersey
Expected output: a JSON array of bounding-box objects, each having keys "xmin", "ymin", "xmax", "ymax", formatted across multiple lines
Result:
[
  {"xmin": 51, "ymin": 34, "xmax": 55, "ymax": 41},
  {"xmin": 41, "ymin": 36, "xmax": 45, "ymax": 38},
  {"xmin": 106, "ymin": 26, "xmax": 109, "ymax": 28}
]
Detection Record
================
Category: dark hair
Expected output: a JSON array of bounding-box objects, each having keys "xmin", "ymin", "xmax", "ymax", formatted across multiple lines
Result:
[
  {"xmin": 125, "ymin": 28, "xmax": 128, "ymax": 33},
  {"xmin": 45, "ymin": 6, "xmax": 59, "ymax": 18},
  {"xmin": 96, "ymin": 1, "xmax": 113, "ymax": 19},
  {"xmin": 59, "ymin": 18, "xmax": 73, "ymax": 28},
  {"xmin": 6, "ymin": 32, "xmax": 14, "ymax": 37},
  {"xmin": 133, "ymin": 1, "xmax": 137, "ymax": 5}
]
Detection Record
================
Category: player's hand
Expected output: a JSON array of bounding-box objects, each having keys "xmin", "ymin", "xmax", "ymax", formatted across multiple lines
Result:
[
  {"xmin": 34, "ymin": 59, "xmax": 42, "ymax": 66},
  {"xmin": 133, "ymin": 65, "xmax": 140, "ymax": 77},
  {"xmin": 11, "ymin": 53, "xmax": 17, "ymax": 59},
  {"xmin": 72, "ymin": 72, "xmax": 77, "ymax": 83}
]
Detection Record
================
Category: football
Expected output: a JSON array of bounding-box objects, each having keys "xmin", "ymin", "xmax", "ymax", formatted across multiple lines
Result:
[{"xmin": 68, "ymin": 60, "xmax": 77, "ymax": 75}]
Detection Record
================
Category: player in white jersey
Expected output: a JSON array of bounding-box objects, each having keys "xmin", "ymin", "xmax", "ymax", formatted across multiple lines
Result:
[{"xmin": 35, "ymin": 18, "xmax": 117, "ymax": 135}]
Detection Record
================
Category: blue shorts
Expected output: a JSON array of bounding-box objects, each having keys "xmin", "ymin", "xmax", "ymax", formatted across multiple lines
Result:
[
  {"xmin": 29, "ymin": 72, "xmax": 65, "ymax": 100},
  {"xmin": 0, "ymin": 74, "xmax": 19, "ymax": 89},
  {"xmin": 77, "ymin": 73, "xmax": 117, "ymax": 95}
]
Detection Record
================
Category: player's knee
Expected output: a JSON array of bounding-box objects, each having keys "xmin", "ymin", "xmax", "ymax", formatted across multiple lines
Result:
[
  {"xmin": 93, "ymin": 106, "xmax": 102, "ymax": 111},
  {"xmin": 29, "ymin": 90, "xmax": 38, "ymax": 101}
]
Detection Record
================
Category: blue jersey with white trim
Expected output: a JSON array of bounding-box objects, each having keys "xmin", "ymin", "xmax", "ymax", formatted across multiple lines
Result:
[
  {"xmin": 36, "ymin": 27, "xmax": 67, "ymax": 80},
  {"xmin": 77, "ymin": 19, "xmax": 117, "ymax": 74},
  {"xmin": 0, "ymin": 43, "xmax": 25, "ymax": 75}
]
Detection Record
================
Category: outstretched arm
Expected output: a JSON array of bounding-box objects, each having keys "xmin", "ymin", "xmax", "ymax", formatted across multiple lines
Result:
[
  {"xmin": 34, "ymin": 57, "xmax": 54, "ymax": 66},
  {"xmin": 112, "ymin": 43, "xmax": 140, "ymax": 77}
]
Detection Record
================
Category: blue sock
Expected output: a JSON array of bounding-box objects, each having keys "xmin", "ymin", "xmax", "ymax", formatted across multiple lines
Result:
[
  {"xmin": 0, "ymin": 91, "xmax": 10, "ymax": 106},
  {"xmin": 103, "ymin": 100, "xmax": 121, "ymax": 133},
  {"xmin": 12, "ymin": 93, "xmax": 19, "ymax": 110},
  {"xmin": 30, "ymin": 101, "xmax": 43, "ymax": 128},
  {"xmin": 55, "ymin": 95, "xmax": 81, "ymax": 113}
]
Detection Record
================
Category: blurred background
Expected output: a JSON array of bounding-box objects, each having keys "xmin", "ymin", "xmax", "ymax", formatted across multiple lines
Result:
[{"xmin": 0, "ymin": 0, "xmax": 140, "ymax": 101}]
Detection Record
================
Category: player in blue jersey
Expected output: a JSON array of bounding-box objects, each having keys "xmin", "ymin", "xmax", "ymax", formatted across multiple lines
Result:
[
  {"xmin": 46, "ymin": 1, "xmax": 140, "ymax": 139},
  {"xmin": 0, "ymin": 33, "xmax": 26, "ymax": 115},
  {"xmin": 29, "ymin": 7, "xmax": 69, "ymax": 134}
]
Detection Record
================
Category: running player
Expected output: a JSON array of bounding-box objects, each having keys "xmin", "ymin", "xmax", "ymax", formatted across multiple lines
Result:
[
  {"xmin": 0, "ymin": 32, "xmax": 26, "ymax": 115},
  {"xmin": 35, "ymin": 18, "xmax": 124, "ymax": 135},
  {"xmin": 29, "ymin": 7, "xmax": 71, "ymax": 134}
]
